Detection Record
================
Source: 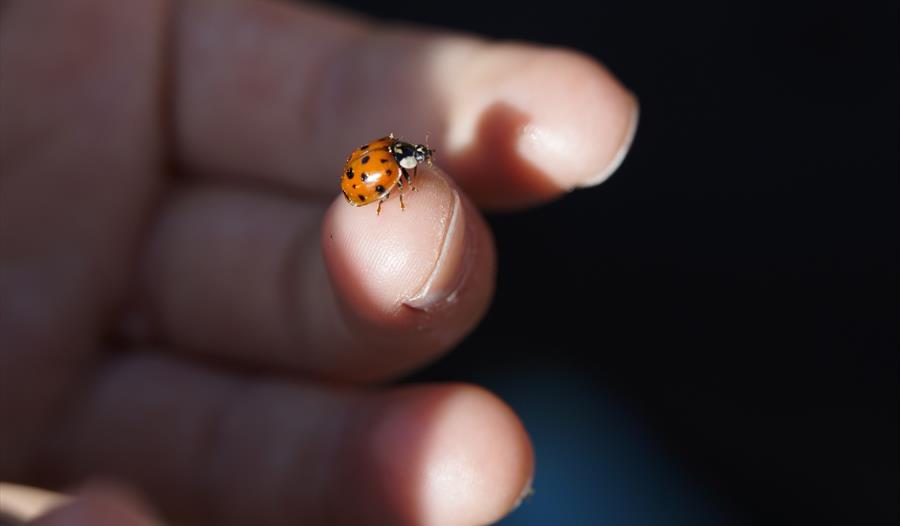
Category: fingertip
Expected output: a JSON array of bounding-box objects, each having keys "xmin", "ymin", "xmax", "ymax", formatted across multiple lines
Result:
[
  {"xmin": 321, "ymin": 163, "xmax": 495, "ymax": 376},
  {"xmin": 513, "ymin": 48, "xmax": 638, "ymax": 190},
  {"xmin": 434, "ymin": 43, "xmax": 638, "ymax": 209},
  {"xmin": 323, "ymin": 163, "xmax": 464, "ymax": 318},
  {"xmin": 417, "ymin": 385, "xmax": 535, "ymax": 525},
  {"xmin": 369, "ymin": 384, "xmax": 535, "ymax": 526}
]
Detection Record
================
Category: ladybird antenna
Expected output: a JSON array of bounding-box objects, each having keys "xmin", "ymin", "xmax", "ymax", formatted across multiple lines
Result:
[{"xmin": 423, "ymin": 132, "xmax": 436, "ymax": 166}]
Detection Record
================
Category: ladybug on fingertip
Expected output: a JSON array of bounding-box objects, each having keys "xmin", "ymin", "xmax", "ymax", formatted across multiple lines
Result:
[{"xmin": 340, "ymin": 133, "xmax": 434, "ymax": 215}]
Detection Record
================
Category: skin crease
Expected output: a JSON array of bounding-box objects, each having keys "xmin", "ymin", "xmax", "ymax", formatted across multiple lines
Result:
[{"xmin": 0, "ymin": 0, "xmax": 636, "ymax": 524}]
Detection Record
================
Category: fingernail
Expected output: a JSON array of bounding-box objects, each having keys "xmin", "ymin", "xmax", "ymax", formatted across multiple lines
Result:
[
  {"xmin": 403, "ymin": 187, "xmax": 471, "ymax": 311},
  {"xmin": 511, "ymin": 475, "xmax": 535, "ymax": 512},
  {"xmin": 577, "ymin": 93, "xmax": 640, "ymax": 188}
]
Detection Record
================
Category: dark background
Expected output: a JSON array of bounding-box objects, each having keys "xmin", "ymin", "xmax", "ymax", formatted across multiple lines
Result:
[{"xmin": 331, "ymin": 1, "xmax": 899, "ymax": 524}]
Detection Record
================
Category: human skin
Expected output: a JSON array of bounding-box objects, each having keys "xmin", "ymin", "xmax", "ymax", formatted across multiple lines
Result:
[{"xmin": 0, "ymin": 0, "xmax": 638, "ymax": 524}]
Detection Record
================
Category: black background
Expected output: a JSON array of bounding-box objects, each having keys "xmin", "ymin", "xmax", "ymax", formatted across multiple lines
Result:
[{"xmin": 330, "ymin": 0, "xmax": 898, "ymax": 524}]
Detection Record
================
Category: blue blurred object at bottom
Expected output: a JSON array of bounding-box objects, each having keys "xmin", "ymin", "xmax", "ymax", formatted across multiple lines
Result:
[{"xmin": 481, "ymin": 364, "xmax": 734, "ymax": 526}]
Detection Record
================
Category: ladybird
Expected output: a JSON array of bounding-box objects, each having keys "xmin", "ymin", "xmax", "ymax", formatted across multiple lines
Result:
[{"xmin": 341, "ymin": 133, "xmax": 434, "ymax": 215}]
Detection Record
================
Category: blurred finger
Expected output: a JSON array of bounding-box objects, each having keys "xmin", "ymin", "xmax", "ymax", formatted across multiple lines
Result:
[
  {"xmin": 36, "ymin": 354, "xmax": 534, "ymax": 526},
  {"xmin": 29, "ymin": 488, "xmax": 159, "ymax": 526},
  {"xmin": 138, "ymin": 163, "xmax": 494, "ymax": 380},
  {"xmin": 175, "ymin": 0, "xmax": 637, "ymax": 209},
  {"xmin": 0, "ymin": 483, "xmax": 69, "ymax": 524},
  {"xmin": 0, "ymin": 0, "xmax": 165, "ymax": 479}
]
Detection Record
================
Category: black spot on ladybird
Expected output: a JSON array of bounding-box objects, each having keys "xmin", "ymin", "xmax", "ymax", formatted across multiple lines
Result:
[
  {"xmin": 360, "ymin": 173, "xmax": 368, "ymax": 182},
  {"xmin": 386, "ymin": 169, "xmax": 393, "ymax": 176},
  {"xmin": 361, "ymin": 155, "xmax": 370, "ymax": 164},
  {"xmin": 380, "ymin": 158, "xmax": 389, "ymax": 163},
  {"xmin": 345, "ymin": 168, "xmax": 354, "ymax": 179},
  {"xmin": 375, "ymin": 185, "xmax": 385, "ymax": 194},
  {"xmin": 352, "ymin": 184, "xmax": 357, "ymax": 189},
  {"xmin": 358, "ymin": 194, "xmax": 367, "ymax": 201}
]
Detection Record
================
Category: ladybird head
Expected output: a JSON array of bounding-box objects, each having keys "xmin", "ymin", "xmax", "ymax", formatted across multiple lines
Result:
[{"xmin": 414, "ymin": 143, "xmax": 434, "ymax": 165}]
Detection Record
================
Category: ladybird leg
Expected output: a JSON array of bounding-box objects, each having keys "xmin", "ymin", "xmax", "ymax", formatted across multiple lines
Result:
[
  {"xmin": 396, "ymin": 177, "xmax": 406, "ymax": 211},
  {"xmin": 376, "ymin": 199, "xmax": 383, "ymax": 216},
  {"xmin": 411, "ymin": 165, "xmax": 418, "ymax": 192},
  {"xmin": 402, "ymin": 167, "xmax": 417, "ymax": 192}
]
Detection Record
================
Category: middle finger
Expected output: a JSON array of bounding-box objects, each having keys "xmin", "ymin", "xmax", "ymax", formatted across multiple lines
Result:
[{"xmin": 135, "ymin": 164, "xmax": 494, "ymax": 381}]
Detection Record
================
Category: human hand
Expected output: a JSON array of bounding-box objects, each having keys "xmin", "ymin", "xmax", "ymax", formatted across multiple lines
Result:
[{"xmin": 0, "ymin": 0, "xmax": 638, "ymax": 524}]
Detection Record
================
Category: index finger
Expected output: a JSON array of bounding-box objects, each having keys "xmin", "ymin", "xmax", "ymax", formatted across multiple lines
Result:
[{"xmin": 175, "ymin": 0, "xmax": 638, "ymax": 210}]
